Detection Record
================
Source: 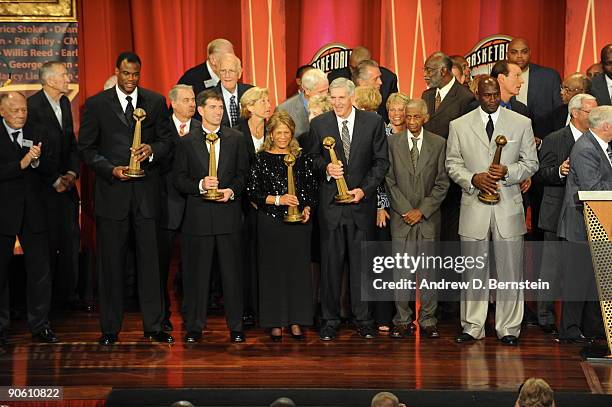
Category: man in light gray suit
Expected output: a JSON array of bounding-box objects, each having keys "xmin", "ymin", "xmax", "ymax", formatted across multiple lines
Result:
[
  {"xmin": 446, "ymin": 76, "xmax": 539, "ymax": 345},
  {"xmin": 556, "ymin": 105, "xmax": 612, "ymax": 342},
  {"xmin": 277, "ymin": 68, "xmax": 328, "ymax": 141},
  {"xmin": 386, "ymin": 98, "xmax": 450, "ymax": 339}
]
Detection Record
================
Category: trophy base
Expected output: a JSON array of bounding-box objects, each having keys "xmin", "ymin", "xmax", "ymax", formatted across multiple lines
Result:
[
  {"xmin": 202, "ymin": 191, "xmax": 224, "ymax": 201},
  {"xmin": 335, "ymin": 193, "xmax": 355, "ymax": 204},
  {"xmin": 284, "ymin": 213, "xmax": 304, "ymax": 223},
  {"xmin": 123, "ymin": 168, "xmax": 145, "ymax": 178},
  {"xmin": 478, "ymin": 192, "xmax": 499, "ymax": 205}
]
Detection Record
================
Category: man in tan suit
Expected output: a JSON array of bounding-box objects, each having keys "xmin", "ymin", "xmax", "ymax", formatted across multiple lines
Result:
[
  {"xmin": 446, "ymin": 76, "xmax": 538, "ymax": 345},
  {"xmin": 386, "ymin": 98, "xmax": 450, "ymax": 339}
]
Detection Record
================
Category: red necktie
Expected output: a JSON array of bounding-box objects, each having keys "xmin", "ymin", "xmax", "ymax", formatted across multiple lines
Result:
[{"xmin": 179, "ymin": 123, "xmax": 186, "ymax": 137}]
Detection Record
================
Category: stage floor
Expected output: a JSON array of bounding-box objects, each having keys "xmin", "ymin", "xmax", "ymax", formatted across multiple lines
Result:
[{"xmin": 1, "ymin": 306, "xmax": 612, "ymax": 403}]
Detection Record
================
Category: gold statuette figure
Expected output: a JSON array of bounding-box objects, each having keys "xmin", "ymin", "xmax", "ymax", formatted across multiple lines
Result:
[
  {"xmin": 322, "ymin": 136, "xmax": 354, "ymax": 204},
  {"xmin": 202, "ymin": 132, "xmax": 224, "ymax": 201},
  {"xmin": 123, "ymin": 108, "xmax": 147, "ymax": 178},
  {"xmin": 283, "ymin": 153, "xmax": 304, "ymax": 223},
  {"xmin": 478, "ymin": 135, "xmax": 507, "ymax": 205}
]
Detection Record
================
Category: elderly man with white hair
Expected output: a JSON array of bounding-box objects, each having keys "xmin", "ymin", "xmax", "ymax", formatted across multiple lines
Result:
[
  {"xmin": 178, "ymin": 38, "xmax": 234, "ymax": 97},
  {"xmin": 214, "ymin": 53, "xmax": 253, "ymax": 128},
  {"xmin": 277, "ymin": 68, "xmax": 328, "ymax": 140}
]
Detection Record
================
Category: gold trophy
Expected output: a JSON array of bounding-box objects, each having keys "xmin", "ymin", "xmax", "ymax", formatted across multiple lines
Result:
[
  {"xmin": 322, "ymin": 137, "xmax": 354, "ymax": 204},
  {"xmin": 202, "ymin": 132, "xmax": 224, "ymax": 201},
  {"xmin": 283, "ymin": 153, "xmax": 304, "ymax": 223},
  {"xmin": 478, "ymin": 135, "xmax": 508, "ymax": 205},
  {"xmin": 123, "ymin": 108, "xmax": 147, "ymax": 178}
]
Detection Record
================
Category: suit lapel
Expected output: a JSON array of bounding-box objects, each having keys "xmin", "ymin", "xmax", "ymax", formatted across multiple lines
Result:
[
  {"xmin": 396, "ymin": 131, "xmax": 414, "ymax": 174},
  {"xmin": 347, "ymin": 110, "xmax": 364, "ymax": 169},
  {"xmin": 38, "ymin": 92, "xmax": 63, "ymax": 132},
  {"xmin": 327, "ymin": 113, "xmax": 346, "ymax": 164},
  {"xmin": 217, "ymin": 130, "xmax": 229, "ymax": 177},
  {"xmin": 432, "ymin": 82, "xmax": 457, "ymax": 117},
  {"xmin": 106, "ymin": 89, "xmax": 130, "ymax": 128},
  {"xmin": 192, "ymin": 127, "xmax": 210, "ymax": 173},
  {"xmin": 415, "ymin": 131, "xmax": 432, "ymax": 174},
  {"xmin": 469, "ymin": 109, "xmax": 491, "ymax": 149}
]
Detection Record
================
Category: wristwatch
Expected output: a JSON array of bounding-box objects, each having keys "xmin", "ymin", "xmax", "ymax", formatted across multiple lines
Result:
[{"xmin": 274, "ymin": 195, "xmax": 281, "ymax": 206}]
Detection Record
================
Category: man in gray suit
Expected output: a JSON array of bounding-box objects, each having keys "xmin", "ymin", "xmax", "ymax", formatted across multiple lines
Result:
[
  {"xmin": 277, "ymin": 68, "xmax": 328, "ymax": 141},
  {"xmin": 446, "ymin": 76, "xmax": 539, "ymax": 345},
  {"xmin": 386, "ymin": 98, "xmax": 449, "ymax": 339},
  {"xmin": 556, "ymin": 105, "xmax": 612, "ymax": 342}
]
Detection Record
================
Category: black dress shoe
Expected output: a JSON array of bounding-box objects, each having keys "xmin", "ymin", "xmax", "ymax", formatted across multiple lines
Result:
[
  {"xmin": 422, "ymin": 325, "xmax": 440, "ymax": 338},
  {"xmin": 161, "ymin": 319, "xmax": 174, "ymax": 332},
  {"xmin": 184, "ymin": 331, "xmax": 201, "ymax": 343},
  {"xmin": 319, "ymin": 326, "xmax": 336, "ymax": 341},
  {"xmin": 99, "ymin": 334, "xmax": 118, "ymax": 345},
  {"xmin": 32, "ymin": 328, "xmax": 59, "ymax": 343},
  {"xmin": 144, "ymin": 331, "xmax": 174, "ymax": 343},
  {"xmin": 230, "ymin": 331, "xmax": 246, "ymax": 343},
  {"xmin": 455, "ymin": 332, "xmax": 476, "ymax": 343},
  {"xmin": 500, "ymin": 335, "xmax": 519, "ymax": 345},
  {"xmin": 556, "ymin": 334, "xmax": 592, "ymax": 344},
  {"xmin": 540, "ymin": 324, "xmax": 558, "ymax": 335},
  {"xmin": 358, "ymin": 325, "xmax": 377, "ymax": 339},
  {"xmin": 389, "ymin": 325, "xmax": 409, "ymax": 339}
]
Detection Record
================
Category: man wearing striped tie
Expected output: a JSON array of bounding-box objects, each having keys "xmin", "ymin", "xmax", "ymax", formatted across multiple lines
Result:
[
  {"xmin": 307, "ymin": 78, "xmax": 389, "ymax": 341},
  {"xmin": 214, "ymin": 54, "xmax": 253, "ymax": 128},
  {"xmin": 157, "ymin": 84, "xmax": 200, "ymax": 332}
]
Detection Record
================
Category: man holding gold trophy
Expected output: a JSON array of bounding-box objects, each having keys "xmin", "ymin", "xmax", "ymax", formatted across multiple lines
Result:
[
  {"xmin": 173, "ymin": 89, "xmax": 249, "ymax": 343},
  {"xmin": 79, "ymin": 52, "xmax": 174, "ymax": 346},
  {"xmin": 445, "ymin": 76, "xmax": 538, "ymax": 346},
  {"xmin": 306, "ymin": 78, "xmax": 389, "ymax": 341}
]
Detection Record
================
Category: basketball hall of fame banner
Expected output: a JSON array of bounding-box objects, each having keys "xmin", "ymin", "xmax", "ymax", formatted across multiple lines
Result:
[
  {"xmin": 0, "ymin": 2, "xmax": 79, "ymax": 253},
  {"xmin": 465, "ymin": 34, "xmax": 512, "ymax": 77}
]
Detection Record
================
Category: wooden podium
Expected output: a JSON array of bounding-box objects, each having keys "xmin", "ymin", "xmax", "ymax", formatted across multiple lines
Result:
[{"xmin": 578, "ymin": 191, "xmax": 612, "ymax": 362}]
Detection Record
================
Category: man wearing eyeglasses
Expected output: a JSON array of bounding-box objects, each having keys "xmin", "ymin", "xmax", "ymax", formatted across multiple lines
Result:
[
  {"xmin": 546, "ymin": 73, "xmax": 590, "ymax": 134},
  {"xmin": 214, "ymin": 54, "xmax": 253, "ymax": 128}
]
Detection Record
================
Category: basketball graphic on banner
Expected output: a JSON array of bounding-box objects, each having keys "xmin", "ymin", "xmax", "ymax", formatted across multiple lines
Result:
[{"xmin": 465, "ymin": 35, "xmax": 513, "ymax": 76}]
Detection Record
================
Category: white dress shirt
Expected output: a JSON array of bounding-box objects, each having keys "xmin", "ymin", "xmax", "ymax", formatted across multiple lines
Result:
[
  {"xmin": 407, "ymin": 128, "xmax": 424, "ymax": 153},
  {"xmin": 479, "ymin": 107, "xmax": 500, "ymax": 128},
  {"xmin": 516, "ymin": 67, "xmax": 529, "ymax": 106},
  {"xmin": 172, "ymin": 114, "xmax": 191, "ymax": 136},
  {"xmin": 437, "ymin": 76, "xmax": 456, "ymax": 102},
  {"xmin": 559, "ymin": 122, "xmax": 584, "ymax": 178},
  {"xmin": 591, "ymin": 128, "xmax": 612, "ymax": 168},
  {"xmin": 43, "ymin": 90, "xmax": 63, "ymax": 127},
  {"xmin": 4, "ymin": 119, "xmax": 39, "ymax": 168},
  {"xmin": 252, "ymin": 135, "xmax": 264, "ymax": 153},
  {"xmin": 206, "ymin": 60, "xmax": 220, "ymax": 87},
  {"xmin": 116, "ymin": 85, "xmax": 138, "ymax": 111},
  {"xmin": 221, "ymin": 85, "xmax": 239, "ymax": 125},
  {"xmin": 336, "ymin": 106, "xmax": 356, "ymax": 142}
]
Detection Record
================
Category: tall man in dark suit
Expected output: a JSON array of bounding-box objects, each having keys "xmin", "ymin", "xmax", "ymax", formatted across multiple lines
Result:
[
  {"xmin": 0, "ymin": 92, "xmax": 58, "ymax": 345},
  {"xmin": 589, "ymin": 44, "xmax": 612, "ymax": 106},
  {"xmin": 327, "ymin": 46, "xmax": 398, "ymax": 123},
  {"xmin": 557, "ymin": 105, "xmax": 612, "ymax": 342},
  {"xmin": 215, "ymin": 54, "xmax": 253, "ymax": 128},
  {"xmin": 157, "ymin": 84, "xmax": 200, "ymax": 332},
  {"xmin": 421, "ymin": 51, "xmax": 475, "ymax": 244},
  {"xmin": 173, "ymin": 90, "xmax": 249, "ymax": 343},
  {"xmin": 535, "ymin": 94, "xmax": 597, "ymax": 335},
  {"xmin": 178, "ymin": 38, "xmax": 234, "ymax": 121},
  {"xmin": 507, "ymin": 37, "xmax": 562, "ymax": 140},
  {"xmin": 385, "ymin": 98, "xmax": 450, "ymax": 339},
  {"xmin": 547, "ymin": 73, "xmax": 590, "ymax": 133},
  {"xmin": 78, "ymin": 52, "xmax": 174, "ymax": 346},
  {"xmin": 307, "ymin": 78, "xmax": 389, "ymax": 341},
  {"xmin": 27, "ymin": 61, "xmax": 80, "ymax": 310}
]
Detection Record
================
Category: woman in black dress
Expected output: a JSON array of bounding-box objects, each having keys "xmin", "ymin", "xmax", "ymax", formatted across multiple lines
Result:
[{"xmin": 247, "ymin": 110, "xmax": 318, "ymax": 341}]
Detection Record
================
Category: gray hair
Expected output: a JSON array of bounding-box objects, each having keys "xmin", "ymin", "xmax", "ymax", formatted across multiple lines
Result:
[
  {"xmin": 405, "ymin": 98, "xmax": 428, "ymax": 115},
  {"xmin": 353, "ymin": 59, "xmax": 380, "ymax": 84},
  {"xmin": 207, "ymin": 38, "xmax": 233, "ymax": 56},
  {"xmin": 568, "ymin": 93, "xmax": 596, "ymax": 115},
  {"xmin": 588, "ymin": 105, "xmax": 612, "ymax": 129},
  {"xmin": 168, "ymin": 84, "xmax": 194, "ymax": 102},
  {"xmin": 39, "ymin": 61, "xmax": 64, "ymax": 85},
  {"xmin": 301, "ymin": 68, "xmax": 328, "ymax": 91},
  {"xmin": 219, "ymin": 53, "xmax": 242, "ymax": 75},
  {"xmin": 329, "ymin": 77, "xmax": 356, "ymax": 96}
]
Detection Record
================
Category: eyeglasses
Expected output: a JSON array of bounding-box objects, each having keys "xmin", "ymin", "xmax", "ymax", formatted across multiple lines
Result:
[
  {"xmin": 219, "ymin": 69, "xmax": 237, "ymax": 76},
  {"xmin": 561, "ymin": 85, "xmax": 583, "ymax": 93},
  {"xmin": 423, "ymin": 66, "xmax": 438, "ymax": 74},
  {"xmin": 579, "ymin": 108, "xmax": 593, "ymax": 114}
]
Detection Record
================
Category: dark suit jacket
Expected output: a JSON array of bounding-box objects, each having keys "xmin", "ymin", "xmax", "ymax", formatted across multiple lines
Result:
[
  {"xmin": 173, "ymin": 125, "xmax": 249, "ymax": 236},
  {"xmin": 508, "ymin": 97, "xmax": 530, "ymax": 118},
  {"xmin": 27, "ymin": 90, "xmax": 79, "ymax": 202},
  {"xmin": 534, "ymin": 125, "xmax": 576, "ymax": 232},
  {"xmin": 213, "ymin": 82, "xmax": 254, "ymax": 128},
  {"xmin": 385, "ymin": 129, "xmax": 449, "ymax": 239},
  {"xmin": 422, "ymin": 79, "xmax": 476, "ymax": 139},
  {"xmin": 589, "ymin": 73, "xmax": 611, "ymax": 106},
  {"xmin": 178, "ymin": 62, "xmax": 214, "ymax": 99},
  {"xmin": 557, "ymin": 130, "xmax": 612, "ymax": 241},
  {"xmin": 0, "ymin": 123, "xmax": 55, "ymax": 235},
  {"xmin": 327, "ymin": 66, "xmax": 398, "ymax": 123},
  {"xmin": 78, "ymin": 87, "xmax": 173, "ymax": 220},
  {"xmin": 235, "ymin": 119, "xmax": 260, "ymax": 165},
  {"xmin": 545, "ymin": 104, "xmax": 569, "ymax": 135},
  {"xmin": 526, "ymin": 63, "xmax": 562, "ymax": 138},
  {"xmin": 307, "ymin": 109, "xmax": 389, "ymax": 232},
  {"xmin": 159, "ymin": 117, "xmax": 201, "ymax": 230}
]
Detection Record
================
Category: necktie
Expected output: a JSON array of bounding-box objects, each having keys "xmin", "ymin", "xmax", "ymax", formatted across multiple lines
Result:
[
  {"xmin": 486, "ymin": 115, "xmax": 494, "ymax": 141},
  {"xmin": 410, "ymin": 137, "xmax": 419, "ymax": 171},
  {"xmin": 341, "ymin": 120, "xmax": 351, "ymax": 163},
  {"xmin": 229, "ymin": 95, "xmax": 238, "ymax": 127},
  {"xmin": 11, "ymin": 131, "xmax": 21, "ymax": 151},
  {"xmin": 179, "ymin": 123, "xmax": 186, "ymax": 137},
  {"xmin": 434, "ymin": 91, "xmax": 441, "ymax": 112},
  {"xmin": 125, "ymin": 95, "xmax": 135, "ymax": 128}
]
